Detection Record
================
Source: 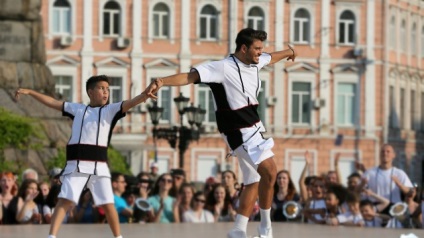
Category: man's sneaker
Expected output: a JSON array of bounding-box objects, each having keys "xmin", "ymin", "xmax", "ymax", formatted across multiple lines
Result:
[
  {"xmin": 227, "ymin": 228, "xmax": 247, "ymax": 238},
  {"xmin": 257, "ymin": 226, "xmax": 273, "ymax": 238}
]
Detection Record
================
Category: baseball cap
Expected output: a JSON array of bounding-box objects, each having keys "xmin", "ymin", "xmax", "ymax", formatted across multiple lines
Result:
[
  {"xmin": 49, "ymin": 167, "xmax": 62, "ymax": 178},
  {"xmin": 150, "ymin": 162, "xmax": 158, "ymax": 168}
]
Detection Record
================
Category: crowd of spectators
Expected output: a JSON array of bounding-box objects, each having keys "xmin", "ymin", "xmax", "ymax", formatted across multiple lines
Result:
[{"xmin": 0, "ymin": 144, "xmax": 423, "ymax": 229}]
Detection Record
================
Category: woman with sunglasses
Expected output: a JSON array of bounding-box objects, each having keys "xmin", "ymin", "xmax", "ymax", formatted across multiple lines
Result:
[
  {"xmin": 147, "ymin": 173, "xmax": 176, "ymax": 223},
  {"xmin": 183, "ymin": 191, "xmax": 214, "ymax": 223}
]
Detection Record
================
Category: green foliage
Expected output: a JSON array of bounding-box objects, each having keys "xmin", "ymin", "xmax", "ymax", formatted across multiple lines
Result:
[
  {"xmin": 46, "ymin": 146, "xmax": 132, "ymax": 175},
  {"xmin": 0, "ymin": 107, "xmax": 44, "ymax": 173},
  {"xmin": 0, "ymin": 107, "xmax": 43, "ymax": 150}
]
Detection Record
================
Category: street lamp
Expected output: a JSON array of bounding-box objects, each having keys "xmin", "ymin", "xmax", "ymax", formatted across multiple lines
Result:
[{"xmin": 147, "ymin": 93, "xmax": 206, "ymax": 168}]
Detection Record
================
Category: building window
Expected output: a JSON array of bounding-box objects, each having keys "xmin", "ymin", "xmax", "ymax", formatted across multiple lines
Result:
[
  {"xmin": 338, "ymin": 10, "xmax": 355, "ymax": 45},
  {"xmin": 109, "ymin": 77, "xmax": 122, "ymax": 103},
  {"xmin": 293, "ymin": 8, "xmax": 310, "ymax": 44},
  {"xmin": 54, "ymin": 75, "xmax": 72, "ymax": 101},
  {"xmin": 159, "ymin": 86, "xmax": 172, "ymax": 122},
  {"xmin": 103, "ymin": 1, "xmax": 121, "ymax": 36},
  {"xmin": 247, "ymin": 7, "xmax": 264, "ymax": 31},
  {"xmin": 198, "ymin": 84, "xmax": 216, "ymax": 123},
  {"xmin": 411, "ymin": 90, "xmax": 415, "ymax": 130},
  {"xmin": 199, "ymin": 5, "xmax": 218, "ymax": 40},
  {"xmin": 389, "ymin": 16, "xmax": 396, "ymax": 49},
  {"xmin": 52, "ymin": 0, "xmax": 71, "ymax": 34},
  {"xmin": 337, "ymin": 83, "xmax": 356, "ymax": 125},
  {"xmin": 421, "ymin": 27, "xmax": 424, "ymax": 57},
  {"xmin": 291, "ymin": 82, "xmax": 311, "ymax": 124},
  {"xmin": 400, "ymin": 20, "xmax": 406, "ymax": 52},
  {"xmin": 421, "ymin": 92, "xmax": 424, "ymax": 131},
  {"xmin": 389, "ymin": 85, "xmax": 396, "ymax": 128},
  {"xmin": 400, "ymin": 88, "xmax": 405, "ymax": 129},
  {"xmin": 411, "ymin": 24, "xmax": 417, "ymax": 55},
  {"xmin": 153, "ymin": 3, "xmax": 169, "ymax": 38},
  {"xmin": 257, "ymin": 81, "xmax": 266, "ymax": 124}
]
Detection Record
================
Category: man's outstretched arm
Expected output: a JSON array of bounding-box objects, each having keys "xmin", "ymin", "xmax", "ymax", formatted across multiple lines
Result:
[
  {"xmin": 15, "ymin": 88, "xmax": 63, "ymax": 111},
  {"xmin": 269, "ymin": 44, "xmax": 297, "ymax": 65}
]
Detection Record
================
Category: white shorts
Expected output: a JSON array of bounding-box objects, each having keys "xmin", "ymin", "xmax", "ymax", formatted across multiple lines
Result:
[
  {"xmin": 59, "ymin": 172, "xmax": 114, "ymax": 205},
  {"xmin": 229, "ymin": 130, "xmax": 274, "ymax": 185}
]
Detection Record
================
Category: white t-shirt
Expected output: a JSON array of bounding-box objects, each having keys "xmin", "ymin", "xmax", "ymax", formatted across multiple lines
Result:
[
  {"xmin": 193, "ymin": 54, "xmax": 271, "ymax": 150},
  {"xmin": 61, "ymin": 102, "xmax": 125, "ymax": 177},
  {"xmin": 308, "ymin": 199, "xmax": 327, "ymax": 224},
  {"xmin": 363, "ymin": 166, "xmax": 413, "ymax": 203},
  {"xmin": 183, "ymin": 209, "xmax": 214, "ymax": 223},
  {"xmin": 337, "ymin": 212, "xmax": 364, "ymax": 225}
]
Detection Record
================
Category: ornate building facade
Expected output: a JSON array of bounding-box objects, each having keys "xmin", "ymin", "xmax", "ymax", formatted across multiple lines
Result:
[{"xmin": 41, "ymin": 0, "xmax": 424, "ymax": 187}]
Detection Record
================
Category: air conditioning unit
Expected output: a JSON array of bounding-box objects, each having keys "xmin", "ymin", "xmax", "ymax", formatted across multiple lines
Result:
[
  {"xmin": 60, "ymin": 36, "xmax": 72, "ymax": 46},
  {"xmin": 117, "ymin": 37, "xmax": 131, "ymax": 48},
  {"xmin": 313, "ymin": 98, "xmax": 325, "ymax": 109},
  {"xmin": 266, "ymin": 96, "xmax": 277, "ymax": 106}
]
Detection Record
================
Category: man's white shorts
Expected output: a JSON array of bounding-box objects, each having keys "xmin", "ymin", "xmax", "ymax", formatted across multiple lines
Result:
[
  {"xmin": 229, "ymin": 130, "xmax": 274, "ymax": 185},
  {"xmin": 59, "ymin": 172, "xmax": 114, "ymax": 205}
]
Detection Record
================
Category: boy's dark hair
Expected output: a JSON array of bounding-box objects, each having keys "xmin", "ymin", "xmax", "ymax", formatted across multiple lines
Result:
[
  {"xmin": 345, "ymin": 191, "xmax": 360, "ymax": 204},
  {"xmin": 327, "ymin": 184, "xmax": 348, "ymax": 205},
  {"xmin": 86, "ymin": 75, "xmax": 109, "ymax": 94},
  {"xmin": 235, "ymin": 28, "xmax": 267, "ymax": 52},
  {"xmin": 359, "ymin": 199, "xmax": 374, "ymax": 208},
  {"xmin": 347, "ymin": 172, "xmax": 361, "ymax": 180},
  {"xmin": 304, "ymin": 175, "xmax": 318, "ymax": 186}
]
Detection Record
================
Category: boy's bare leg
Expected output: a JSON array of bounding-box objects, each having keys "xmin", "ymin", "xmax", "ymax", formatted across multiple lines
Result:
[
  {"xmin": 237, "ymin": 183, "xmax": 259, "ymax": 217},
  {"xmin": 102, "ymin": 203, "xmax": 121, "ymax": 237},
  {"xmin": 49, "ymin": 198, "xmax": 75, "ymax": 236}
]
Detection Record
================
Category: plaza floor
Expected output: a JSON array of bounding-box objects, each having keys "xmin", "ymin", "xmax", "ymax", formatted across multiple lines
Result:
[{"xmin": 0, "ymin": 222, "xmax": 422, "ymax": 238}]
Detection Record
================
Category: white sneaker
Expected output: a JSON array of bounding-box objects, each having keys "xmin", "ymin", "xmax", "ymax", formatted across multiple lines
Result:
[
  {"xmin": 227, "ymin": 228, "xmax": 247, "ymax": 238},
  {"xmin": 257, "ymin": 226, "xmax": 273, "ymax": 238}
]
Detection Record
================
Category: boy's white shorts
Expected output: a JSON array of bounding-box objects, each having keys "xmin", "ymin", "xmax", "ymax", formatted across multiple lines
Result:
[
  {"xmin": 59, "ymin": 172, "xmax": 114, "ymax": 205},
  {"xmin": 230, "ymin": 131, "xmax": 274, "ymax": 186}
]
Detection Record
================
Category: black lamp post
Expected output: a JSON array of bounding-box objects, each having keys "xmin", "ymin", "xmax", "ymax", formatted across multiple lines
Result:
[{"xmin": 148, "ymin": 93, "xmax": 206, "ymax": 168}]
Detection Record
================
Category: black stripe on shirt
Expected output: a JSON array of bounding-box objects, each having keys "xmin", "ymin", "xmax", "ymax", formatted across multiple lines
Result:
[{"xmin": 66, "ymin": 144, "xmax": 108, "ymax": 162}]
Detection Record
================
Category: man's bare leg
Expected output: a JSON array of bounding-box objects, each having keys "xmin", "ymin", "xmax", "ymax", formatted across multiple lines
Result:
[{"xmin": 257, "ymin": 157, "xmax": 277, "ymax": 237}]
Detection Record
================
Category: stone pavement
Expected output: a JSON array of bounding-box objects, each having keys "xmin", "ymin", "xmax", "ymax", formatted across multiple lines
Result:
[{"xmin": 0, "ymin": 222, "xmax": 422, "ymax": 238}]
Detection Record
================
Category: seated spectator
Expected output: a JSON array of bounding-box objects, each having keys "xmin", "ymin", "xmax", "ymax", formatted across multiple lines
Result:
[
  {"xmin": 147, "ymin": 173, "xmax": 176, "ymax": 223},
  {"xmin": 169, "ymin": 169, "xmax": 187, "ymax": 197},
  {"xmin": 149, "ymin": 162, "xmax": 159, "ymax": 182},
  {"xmin": 272, "ymin": 170, "xmax": 300, "ymax": 222},
  {"xmin": 39, "ymin": 182, "xmax": 50, "ymax": 201},
  {"xmin": 43, "ymin": 184, "xmax": 73, "ymax": 224},
  {"xmin": 22, "ymin": 168, "xmax": 38, "ymax": 182},
  {"xmin": 336, "ymin": 192, "xmax": 364, "ymax": 227},
  {"xmin": 183, "ymin": 191, "xmax": 214, "ymax": 223},
  {"xmin": 132, "ymin": 172, "xmax": 153, "ymax": 223},
  {"xmin": 205, "ymin": 184, "xmax": 235, "ymax": 222},
  {"xmin": 347, "ymin": 172, "xmax": 362, "ymax": 193},
  {"xmin": 16, "ymin": 179, "xmax": 42, "ymax": 224},
  {"xmin": 203, "ymin": 177, "xmax": 217, "ymax": 198},
  {"xmin": 48, "ymin": 167, "xmax": 62, "ymax": 186},
  {"xmin": 363, "ymin": 144, "xmax": 413, "ymax": 213},
  {"xmin": 221, "ymin": 170, "xmax": 240, "ymax": 209},
  {"xmin": 360, "ymin": 199, "xmax": 390, "ymax": 228},
  {"xmin": 324, "ymin": 184, "xmax": 348, "ymax": 225},
  {"xmin": 73, "ymin": 189, "xmax": 98, "ymax": 223},
  {"xmin": 303, "ymin": 177, "xmax": 327, "ymax": 224},
  {"xmin": 325, "ymin": 153, "xmax": 342, "ymax": 185},
  {"xmin": 0, "ymin": 172, "xmax": 21, "ymax": 224},
  {"xmin": 299, "ymin": 151, "xmax": 317, "ymax": 205},
  {"xmin": 111, "ymin": 172, "xmax": 133, "ymax": 223},
  {"xmin": 174, "ymin": 183, "xmax": 195, "ymax": 223}
]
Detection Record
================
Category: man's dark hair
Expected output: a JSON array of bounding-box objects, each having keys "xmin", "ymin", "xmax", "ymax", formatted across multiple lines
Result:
[
  {"xmin": 86, "ymin": 75, "xmax": 109, "ymax": 94},
  {"xmin": 235, "ymin": 28, "xmax": 267, "ymax": 52},
  {"xmin": 111, "ymin": 172, "xmax": 124, "ymax": 182}
]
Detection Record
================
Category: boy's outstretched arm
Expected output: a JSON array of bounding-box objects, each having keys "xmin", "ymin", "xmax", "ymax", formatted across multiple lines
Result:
[
  {"xmin": 15, "ymin": 88, "xmax": 63, "ymax": 111},
  {"xmin": 122, "ymin": 71, "xmax": 200, "ymax": 112},
  {"xmin": 269, "ymin": 44, "xmax": 297, "ymax": 65}
]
